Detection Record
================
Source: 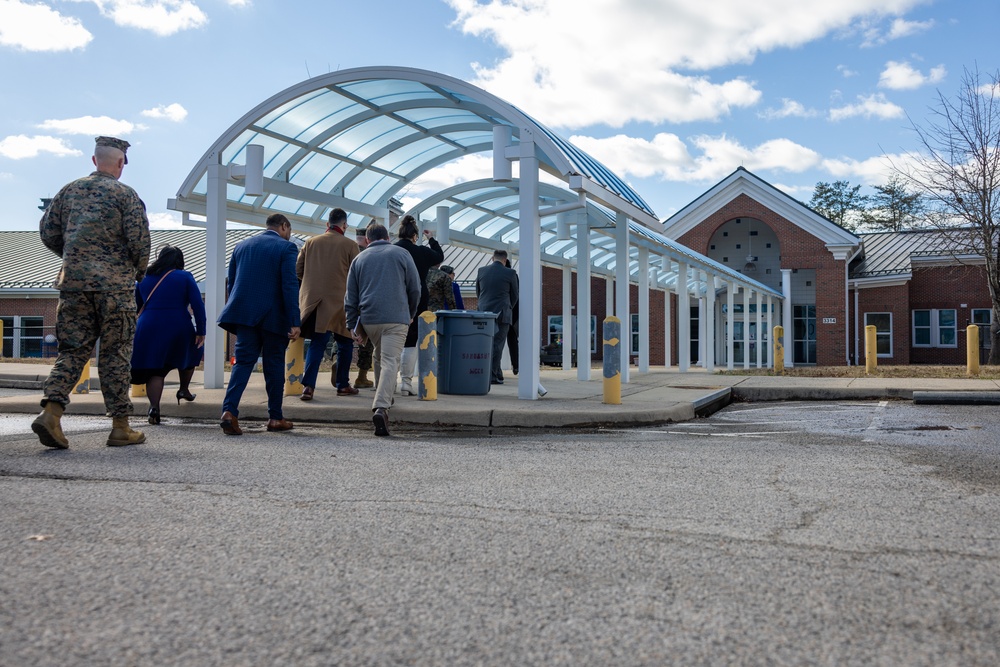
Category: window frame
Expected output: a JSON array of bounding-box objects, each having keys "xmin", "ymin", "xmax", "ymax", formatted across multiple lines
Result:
[
  {"xmin": 912, "ymin": 308, "xmax": 958, "ymax": 348},
  {"xmin": 864, "ymin": 312, "xmax": 893, "ymax": 358}
]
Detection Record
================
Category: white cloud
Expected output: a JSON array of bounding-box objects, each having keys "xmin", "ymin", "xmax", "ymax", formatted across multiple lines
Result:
[
  {"xmin": 878, "ymin": 60, "xmax": 946, "ymax": 90},
  {"xmin": 0, "ymin": 171, "xmax": 14, "ymax": 180},
  {"xmin": 859, "ymin": 16, "xmax": 933, "ymax": 47},
  {"xmin": 0, "ymin": 0, "xmax": 92, "ymax": 51},
  {"xmin": 887, "ymin": 17, "xmax": 934, "ymax": 40},
  {"xmin": 447, "ymin": 0, "xmax": 925, "ymax": 128},
  {"xmin": 141, "ymin": 103, "xmax": 188, "ymax": 122},
  {"xmin": 758, "ymin": 98, "xmax": 818, "ymax": 120},
  {"xmin": 568, "ymin": 133, "xmax": 821, "ymax": 184},
  {"xmin": 821, "ymin": 152, "xmax": 914, "ymax": 184},
  {"xmin": 77, "ymin": 0, "xmax": 208, "ymax": 36},
  {"xmin": 224, "ymin": 0, "xmax": 249, "ymax": 5},
  {"xmin": 829, "ymin": 93, "xmax": 904, "ymax": 121},
  {"xmin": 147, "ymin": 211, "xmax": 186, "ymax": 228},
  {"xmin": 837, "ymin": 65, "xmax": 858, "ymax": 78},
  {"xmin": 0, "ymin": 135, "xmax": 83, "ymax": 159},
  {"xmin": 37, "ymin": 115, "xmax": 144, "ymax": 136},
  {"xmin": 398, "ymin": 154, "xmax": 495, "ymax": 204}
]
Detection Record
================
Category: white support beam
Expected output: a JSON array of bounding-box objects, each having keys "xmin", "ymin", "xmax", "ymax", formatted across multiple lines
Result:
[
  {"xmin": 568, "ymin": 174, "xmax": 661, "ymax": 231},
  {"xmin": 677, "ymin": 262, "xmax": 690, "ymax": 373},
  {"xmin": 766, "ymin": 294, "xmax": 774, "ymax": 368},
  {"xmin": 782, "ymin": 269, "xmax": 793, "ymax": 368},
  {"xmin": 517, "ymin": 132, "xmax": 541, "ymax": 400},
  {"xmin": 264, "ymin": 177, "xmax": 390, "ymax": 221},
  {"xmin": 664, "ymin": 280, "xmax": 672, "ymax": 368},
  {"xmin": 705, "ymin": 275, "xmax": 716, "ymax": 372},
  {"xmin": 727, "ymin": 282, "xmax": 736, "ymax": 371},
  {"xmin": 755, "ymin": 290, "xmax": 763, "ymax": 368},
  {"xmin": 562, "ymin": 266, "xmax": 573, "ymax": 370},
  {"xmin": 743, "ymin": 287, "xmax": 751, "ymax": 370},
  {"xmin": 638, "ymin": 246, "xmax": 650, "ymax": 373},
  {"xmin": 576, "ymin": 213, "xmax": 592, "ymax": 381},
  {"xmin": 204, "ymin": 161, "xmax": 228, "ymax": 389}
]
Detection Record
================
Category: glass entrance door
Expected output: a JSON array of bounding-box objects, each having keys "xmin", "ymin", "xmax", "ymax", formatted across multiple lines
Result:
[{"xmin": 793, "ymin": 305, "xmax": 816, "ymax": 364}]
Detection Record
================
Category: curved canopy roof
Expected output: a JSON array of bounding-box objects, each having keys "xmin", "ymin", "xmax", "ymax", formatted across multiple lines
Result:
[{"xmin": 170, "ymin": 66, "xmax": 778, "ymax": 297}]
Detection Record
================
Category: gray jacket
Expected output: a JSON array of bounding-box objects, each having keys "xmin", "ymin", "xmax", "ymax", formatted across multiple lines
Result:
[
  {"xmin": 345, "ymin": 240, "xmax": 420, "ymax": 328},
  {"xmin": 475, "ymin": 260, "xmax": 519, "ymax": 325}
]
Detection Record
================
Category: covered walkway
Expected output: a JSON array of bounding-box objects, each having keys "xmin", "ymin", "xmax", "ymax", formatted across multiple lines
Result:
[{"xmin": 169, "ymin": 66, "xmax": 781, "ymax": 399}]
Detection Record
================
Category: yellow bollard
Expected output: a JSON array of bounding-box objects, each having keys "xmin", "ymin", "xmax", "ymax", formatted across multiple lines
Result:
[
  {"xmin": 602, "ymin": 316, "xmax": 621, "ymax": 405},
  {"xmin": 865, "ymin": 324, "xmax": 878, "ymax": 374},
  {"xmin": 284, "ymin": 337, "xmax": 305, "ymax": 395},
  {"xmin": 967, "ymin": 325, "xmax": 980, "ymax": 377},
  {"xmin": 73, "ymin": 359, "xmax": 91, "ymax": 394},
  {"xmin": 418, "ymin": 311, "xmax": 437, "ymax": 400},
  {"xmin": 131, "ymin": 383, "xmax": 147, "ymax": 398},
  {"xmin": 773, "ymin": 325, "xmax": 785, "ymax": 375}
]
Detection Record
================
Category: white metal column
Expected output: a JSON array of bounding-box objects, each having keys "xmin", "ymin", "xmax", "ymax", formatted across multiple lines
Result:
[
  {"xmin": 677, "ymin": 262, "xmax": 690, "ymax": 373},
  {"xmin": 204, "ymin": 160, "xmax": 228, "ymax": 389},
  {"xmin": 755, "ymin": 290, "xmax": 763, "ymax": 368},
  {"xmin": 638, "ymin": 247, "xmax": 650, "ymax": 373},
  {"xmin": 766, "ymin": 294, "xmax": 774, "ymax": 368},
  {"xmin": 705, "ymin": 275, "xmax": 716, "ymax": 372},
  {"xmin": 781, "ymin": 268, "xmax": 793, "ymax": 368},
  {"xmin": 614, "ymin": 212, "xmax": 630, "ymax": 383},
  {"xmin": 517, "ymin": 132, "xmax": 541, "ymax": 400},
  {"xmin": 576, "ymin": 215, "xmax": 592, "ymax": 381},
  {"xmin": 743, "ymin": 287, "xmax": 751, "ymax": 370},
  {"xmin": 664, "ymin": 275, "xmax": 672, "ymax": 368},
  {"xmin": 727, "ymin": 282, "xmax": 736, "ymax": 371},
  {"xmin": 561, "ymin": 266, "xmax": 573, "ymax": 370}
]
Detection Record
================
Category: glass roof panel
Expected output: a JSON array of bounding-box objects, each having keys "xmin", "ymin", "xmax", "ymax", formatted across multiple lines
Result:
[
  {"xmin": 321, "ymin": 115, "xmax": 405, "ymax": 158},
  {"xmin": 440, "ymin": 131, "xmax": 492, "ymax": 147},
  {"xmin": 343, "ymin": 170, "xmax": 389, "ymax": 202},
  {"xmin": 255, "ymin": 88, "xmax": 328, "ymax": 129},
  {"xmin": 394, "ymin": 107, "xmax": 487, "ymax": 129},
  {"xmin": 372, "ymin": 138, "xmax": 453, "ymax": 174},
  {"xmin": 260, "ymin": 89, "xmax": 359, "ymax": 143},
  {"xmin": 221, "ymin": 130, "xmax": 259, "ymax": 164},
  {"xmin": 340, "ymin": 79, "xmax": 442, "ymax": 106},
  {"xmin": 314, "ymin": 162, "xmax": 356, "ymax": 194},
  {"xmin": 289, "ymin": 153, "xmax": 342, "ymax": 190},
  {"xmin": 347, "ymin": 124, "xmax": 417, "ymax": 163}
]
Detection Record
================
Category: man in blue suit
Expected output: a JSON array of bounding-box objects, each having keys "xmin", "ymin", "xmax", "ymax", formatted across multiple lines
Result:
[{"xmin": 218, "ymin": 213, "xmax": 301, "ymax": 435}]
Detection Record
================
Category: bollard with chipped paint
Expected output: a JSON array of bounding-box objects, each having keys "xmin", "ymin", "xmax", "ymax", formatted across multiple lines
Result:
[
  {"xmin": 967, "ymin": 324, "xmax": 980, "ymax": 377},
  {"xmin": 284, "ymin": 336, "xmax": 305, "ymax": 395},
  {"xmin": 865, "ymin": 324, "xmax": 877, "ymax": 374},
  {"xmin": 418, "ymin": 311, "xmax": 437, "ymax": 400},
  {"xmin": 131, "ymin": 383, "xmax": 147, "ymax": 398},
  {"xmin": 603, "ymin": 316, "xmax": 621, "ymax": 405},
  {"xmin": 773, "ymin": 326, "xmax": 785, "ymax": 375},
  {"xmin": 73, "ymin": 359, "xmax": 91, "ymax": 394}
]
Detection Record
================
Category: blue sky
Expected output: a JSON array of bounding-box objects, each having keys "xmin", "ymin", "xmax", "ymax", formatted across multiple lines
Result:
[{"xmin": 0, "ymin": 0, "xmax": 996, "ymax": 232}]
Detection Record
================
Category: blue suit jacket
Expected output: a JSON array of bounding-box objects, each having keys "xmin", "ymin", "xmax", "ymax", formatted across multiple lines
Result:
[{"xmin": 219, "ymin": 230, "xmax": 301, "ymax": 336}]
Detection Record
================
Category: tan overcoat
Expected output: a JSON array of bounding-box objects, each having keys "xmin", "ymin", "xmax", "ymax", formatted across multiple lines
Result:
[{"xmin": 296, "ymin": 230, "xmax": 360, "ymax": 337}]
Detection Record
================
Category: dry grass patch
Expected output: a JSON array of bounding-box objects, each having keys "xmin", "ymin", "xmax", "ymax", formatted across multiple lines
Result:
[{"xmin": 718, "ymin": 365, "xmax": 1000, "ymax": 379}]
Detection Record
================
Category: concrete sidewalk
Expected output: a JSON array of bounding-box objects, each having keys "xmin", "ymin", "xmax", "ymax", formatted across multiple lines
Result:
[{"xmin": 2, "ymin": 362, "xmax": 999, "ymax": 429}]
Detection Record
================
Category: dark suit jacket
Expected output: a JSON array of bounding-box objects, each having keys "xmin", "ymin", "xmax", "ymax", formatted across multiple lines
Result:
[
  {"xmin": 219, "ymin": 229, "xmax": 301, "ymax": 336},
  {"xmin": 475, "ymin": 260, "xmax": 519, "ymax": 325}
]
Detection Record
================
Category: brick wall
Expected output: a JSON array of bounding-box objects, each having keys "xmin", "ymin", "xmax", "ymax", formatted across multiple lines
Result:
[
  {"xmin": 909, "ymin": 264, "xmax": 991, "ymax": 364},
  {"xmin": 676, "ymin": 194, "xmax": 853, "ymax": 365},
  {"xmin": 854, "ymin": 284, "xmax": 911, "ymax": 365}
]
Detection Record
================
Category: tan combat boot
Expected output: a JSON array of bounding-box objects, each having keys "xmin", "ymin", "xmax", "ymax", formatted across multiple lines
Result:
[
  {"xmin": 107, "ymin": 416, "xmax": 146, "ymax": 447},
  {"xmin": 31, "ymin": 402, "xmax": 69, "ymax": 449},
  {"xmin": 354, "ymin": 368, "xmax": 373, "ymax": 388}
]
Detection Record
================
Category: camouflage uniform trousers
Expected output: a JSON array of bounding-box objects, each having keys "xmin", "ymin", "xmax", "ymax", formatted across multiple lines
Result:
[
  {"xmin": 43, "ymin": 290, "xmax": 136, "ymax": 417},
  {"xmin": 356, "ymin": 337, "xmax": 373, "ymax": 371}
]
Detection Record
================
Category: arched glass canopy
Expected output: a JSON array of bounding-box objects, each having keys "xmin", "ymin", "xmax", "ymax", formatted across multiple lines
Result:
[{"xmin": 169, "ymin": 66, "xmax": 781, "ymax": 393}]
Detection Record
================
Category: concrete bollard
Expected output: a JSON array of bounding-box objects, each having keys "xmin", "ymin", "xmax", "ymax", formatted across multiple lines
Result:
[
  {"xmin": 603, "ymin": 316, "xmax": 621, "ymax": 405},
  {"xmin": 418, "ymin": 311, "xmax": 437, "ymax": 400},
  {"xmin": 773, "ymin": 325, "xmax": 785, "ymax": 375},
  {"xmin": 73, "ymin": 359, "xmax": 91, "ymax": 394},
  {"xmin": 967, "ymin": 324, "xmax": 980, "ymax": 377},
  {"xmin": 284, "ymin": 337, "xmax": 305, "ymax": 395},
  {"xmin": 865, "ymin": 324, "xmax": 877, "ymax": 374},
  {"xmin": 131, "ymin": 383, "xmax": 147, "ymax": 398}
]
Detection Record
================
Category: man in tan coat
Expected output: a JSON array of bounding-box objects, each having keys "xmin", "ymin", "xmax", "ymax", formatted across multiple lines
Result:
[{"xmin": 296, "ymin": 207, "xmax": 361, "ymax": 399}]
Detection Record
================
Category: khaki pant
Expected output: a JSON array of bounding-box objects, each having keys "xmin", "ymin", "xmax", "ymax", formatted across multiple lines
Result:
[{"xmin": 364, "ymin": 322, "xmax": 408, "ymax": 411}]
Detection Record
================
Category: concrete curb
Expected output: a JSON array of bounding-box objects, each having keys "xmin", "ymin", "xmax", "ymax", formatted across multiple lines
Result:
[
  {"xmin": 912, "ymin": 391, "xmax": 1000, "ymax": 405},
  {"xmin": 732, "ymin": 386, "xmax": 915, "ymax": 402}
]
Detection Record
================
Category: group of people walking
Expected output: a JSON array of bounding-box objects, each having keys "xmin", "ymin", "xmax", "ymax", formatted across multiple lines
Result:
[{"xmin": 30, "ymin": 135, "xmax": 523, "ymax": 450}]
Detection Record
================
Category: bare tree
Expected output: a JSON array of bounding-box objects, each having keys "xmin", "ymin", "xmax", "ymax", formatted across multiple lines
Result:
[
  {"xmin": 895, "ymin": 66, "xmax": 1000, "ymax": 364},
  {"xmin": 860, "ymin": 175, "xmax": 926, "ymax": 232}
]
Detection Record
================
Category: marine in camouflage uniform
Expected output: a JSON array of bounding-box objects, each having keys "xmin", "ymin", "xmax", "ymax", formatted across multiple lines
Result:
[
  {"xmin": 31, "ymin": 136, "xmax": 151, "ymax": 449},
  {"xmin": 426, "ymin": 265, "xmax": 456, "ymax": 313}
]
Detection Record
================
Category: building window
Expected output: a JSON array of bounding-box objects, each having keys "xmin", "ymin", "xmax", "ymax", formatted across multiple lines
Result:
[
  {"xmin": 972, "ymin": 308, "xmax": 992, "ymax": 327},
  {"xmin": 864, "ymin": 312, "xmax": 893, "ymax": 357},
  {"xmin": 912, "ymin": 309, "xmax": 958, "ymax": 348},
  {"xmin": 1, "ymin": 316, "xmax": 47, "ymax": 358},
  {"xmin": 547, "ymin": 315, "xmax": 597, "ymax": 353},
  {"xmin": 793, "ymin": 305, "xmax": 816, "ymax": 364}
]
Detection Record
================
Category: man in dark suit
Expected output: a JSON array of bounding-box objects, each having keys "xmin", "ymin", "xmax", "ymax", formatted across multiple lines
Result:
[
  {"xmin": 218, "ymin": 213, "xmax": 301, "ymax": 435},
  {"xmin": 475, "ymin": 249, "xmax": 519, "ymax": 385}
]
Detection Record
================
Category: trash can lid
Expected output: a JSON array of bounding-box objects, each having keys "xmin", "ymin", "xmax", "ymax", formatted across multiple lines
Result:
[{"xmin": 434, "ymin": 310, "xmax": 497, "ymax": 319}]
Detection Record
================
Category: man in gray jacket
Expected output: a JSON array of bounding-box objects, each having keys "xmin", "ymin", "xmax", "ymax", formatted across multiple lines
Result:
[
  {"xmin": 475, "ymin": 249, "xmax": 519, "ymax": 385},
  {"xmin": 345, "ymin": 222, "xmax": 420, "ymax": 436}
]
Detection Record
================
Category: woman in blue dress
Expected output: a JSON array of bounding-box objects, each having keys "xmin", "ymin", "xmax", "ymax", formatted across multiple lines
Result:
[{"xmin": 131, "ymin": 245, "xmax": 206, "ymax": 424}]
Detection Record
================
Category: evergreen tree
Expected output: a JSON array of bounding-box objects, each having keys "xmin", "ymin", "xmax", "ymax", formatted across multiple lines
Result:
[
  {"xmin": 860, "ymin": 175, "xmax": 926, "ymax": 231},
  {"xmin": 809, "ymin": 180, "xmax": 867, "ymax": 231}
]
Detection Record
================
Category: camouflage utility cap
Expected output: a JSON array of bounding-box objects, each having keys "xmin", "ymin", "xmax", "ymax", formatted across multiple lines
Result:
[{"xmin": 95, "ymin": 136, "xmax": 130, "ymax": 164}]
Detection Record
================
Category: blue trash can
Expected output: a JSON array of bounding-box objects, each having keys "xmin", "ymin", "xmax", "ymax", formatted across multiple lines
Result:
[{"xmin": 436, "ymin": 310, "xmax": 498, "ymax": 395}]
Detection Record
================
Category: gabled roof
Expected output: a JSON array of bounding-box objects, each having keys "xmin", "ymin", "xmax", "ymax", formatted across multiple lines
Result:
[
  {"xmin": 851, "ymin": 228, "xmax": 983, "ymax": 279},
  {"xmin": 662, "ymin": 167, "xmax": 861, "ymax": 254},
  {"xmin": 0, "ymin": 230, "xmax": 492, "ymax": 292}
]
